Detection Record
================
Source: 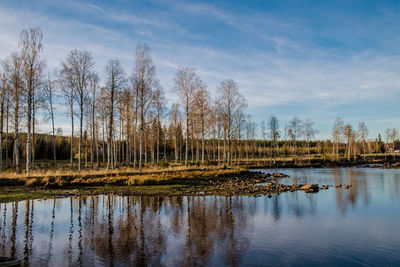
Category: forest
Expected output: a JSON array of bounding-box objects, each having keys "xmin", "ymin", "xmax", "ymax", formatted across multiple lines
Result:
[{"xmin": 0, "ymin": 28, "xmax": 398, "ymax": 175}]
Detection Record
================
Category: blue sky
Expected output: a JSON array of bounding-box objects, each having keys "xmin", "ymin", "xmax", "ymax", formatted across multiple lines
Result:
[{"xmin": 1, "ymin": 0, "xmax": 400, "ymax": 139}]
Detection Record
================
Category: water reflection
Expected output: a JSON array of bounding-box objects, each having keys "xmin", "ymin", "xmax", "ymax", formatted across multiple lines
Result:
[{"xmin": 0, "ymin": 168, "xmax": 399, "ymax": 266}]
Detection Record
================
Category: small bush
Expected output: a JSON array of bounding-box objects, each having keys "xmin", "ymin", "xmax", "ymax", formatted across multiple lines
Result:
[
  {"xmin": 159, "ymin": 161, "xmax": 169, "ymax": 168},
  {"xmin": 25, "ymin": 178, "xmax": 40, "ymax": 187}
]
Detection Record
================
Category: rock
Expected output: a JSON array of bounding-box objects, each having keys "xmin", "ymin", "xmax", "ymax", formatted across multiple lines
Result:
[
  {"xmin": 300, "ymin": 184, "xmax": 319, "ymax": 190},
  {"xmin": 273, "ymin": 173, "xmax": 288, "ymax": 178},
  {"xmin": 320, "ymin": 185, "xmax": 329, "ymax": 190},
  {"xmin": 343, "ymin": 185, "xmax": 351, "ymax": 189},
  {"xmin": 267, "ymin": 194, "xmax": 272, "ymax": 198}
]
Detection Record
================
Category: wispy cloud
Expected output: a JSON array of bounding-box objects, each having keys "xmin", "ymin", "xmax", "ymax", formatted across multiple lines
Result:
[{"xmin": 0, "ymin": 0, "xmax": 399, "ymax": 138}]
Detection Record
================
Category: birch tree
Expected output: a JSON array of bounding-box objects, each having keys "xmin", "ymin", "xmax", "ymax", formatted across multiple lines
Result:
[
  {"xmin": 152, "ymin": 87, "xmax": 166, "ymax": 165},
  {"xmin": 43, "ymin": 73, "xmax": 57, "ymax": 166},
  {"xmin": 343, "ymin": 124, "xmax": 355, "ymax": 161},
  {"xmin": 20, "ymin": 28, "xmax": 45, "ymax": 174},
  {"xmin": 217, "ymin": 79, "xmax": 246, "ymax": 166},
  {"xmin": 0, "ymin": 73, "xmax": 6, "ymax": 172},
  {"xmin": 88, "ymin": 73, "xmax": 99, "ymax": 168},
  {"xmin": 358, "ymin": 122, "xmax": 368, "ymax": 159},
  {"xmin": 193, "ymin": 85, "xmax": 210, "ymax": 164},
  {"xmin": 59, "ymin": 64, "xmax": 75, "ymax": 169},
  {"xmin": 174, "ymin": 67, "xmax": 201, "ymax": 167},
  {"xmin": 332, "ymin": 118, "xmax": 344, "ymax": 160},
  {"xmin": 268, "ymin": 115, "xmax": 279, "ymax": 164},
  {"xmin": 2, "ymin": 53, "xmax": 23, "ymax": 172},
  {"xmin": 288, "ymin": 116, "xmax": 302, "ymax": 164},
  {"xmin": 132, "ymin": 44, "xmax": 156, "ymax": 171},
  {"xmin": 170, "ymin": 103, "xmax": 181, "ymax": 163},
  {"xmin": 303, "ymin": 118, "xmax": 317, "ymax": 164},
  {"xmin": 63, "ymin": 50, "xmax": 94, "ymax": 171},
  {"xmin": 105, "ymin": 60, "xmax": 125, "ymax": 170}
]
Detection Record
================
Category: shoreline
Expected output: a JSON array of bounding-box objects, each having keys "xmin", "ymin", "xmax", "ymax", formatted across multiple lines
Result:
[
  {"xmin": 0, "ymin": 164, "xmax": 395, "ymax": 203},
  {"xmin": 0, "ymin": 168, "xmax": 347, "ymax": 203}
]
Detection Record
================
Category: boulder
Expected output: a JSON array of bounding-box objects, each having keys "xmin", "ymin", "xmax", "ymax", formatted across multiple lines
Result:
[
  {"xmin": 273, "ymin": 173, "xmax": 288, "ymax": 178},
  {"xmin": 300, "ymin": 184, "xmax": 319, "ymax": 190}
]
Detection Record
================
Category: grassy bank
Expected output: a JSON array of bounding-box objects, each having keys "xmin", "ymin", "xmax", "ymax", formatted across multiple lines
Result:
[
  {"xmin": 0, "ymin": 166, "xmax": 248, "ymax": 187},
  {"xmin": 2, "ymin": 156, "xmax": 395, "ymax": 202},
  {"xmin": 0, "ymin": 167, "xmax": 254, "ymax": 202}
]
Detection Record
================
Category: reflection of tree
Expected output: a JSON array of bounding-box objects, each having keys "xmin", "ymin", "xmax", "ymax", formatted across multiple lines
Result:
[
  {"xmin": 67, "ymin": 198, "xmax": 74, "ymax": 266},
  {"xmin": 223, "ymin": 196, "xmax": 249, "ymax": 267},
  {"xmin": 3, "ymin": 195, "xmax": 253, "ymax": 266},
  {"xmin": 361, "ymin": 171, "xmax": 369, "ymax": 206},
  {"xmin": 172, "ymin": 196, "xmax": 250, "ymax": 266},
  {"xmin": 11, "ymin": 202, "xmax": 18, "ymax": 259},
  {"xmin": 287, "ymin": 191, "xmax": 304, "ymax": 219},
  {"xmin": 391, "ymin": 173, "xmax": 399, "ymax": 200},
  {"xmin": 113, "ymin": 196, "xmax": 138, "ymax": 264},
  {"xmin": 0, "ymin": 203, "xmax": 6, "ymax": 254},
  {"xmin": 23, "ymin": 200, "xmax": 34, "ymax": 267},
  {"xmin": 347, "ymin": 169, "xmax": 359, "ymax": 206},
  {"xmin": 46, "ymin": 199, "xmax": 56, "ymax": 266},
  {"xmin": 169, "ymin": 196, "xmax": 184, "ymax": 236},
  {"xmin": 77, "ymin": 197, "xmax": 83, "ymax": 266},
  {"xmin": 334, "ymin": 169, "xmax": 346, "ymax": 215},
  {"xmin": 272, "ymin": 194, "xmax": 281, "ymax": 222}
]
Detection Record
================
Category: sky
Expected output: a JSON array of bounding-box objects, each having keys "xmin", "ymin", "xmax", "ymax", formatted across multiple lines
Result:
[{"xmin": 1, "ymin": 0, "xmax": 400, "ymax": 140}]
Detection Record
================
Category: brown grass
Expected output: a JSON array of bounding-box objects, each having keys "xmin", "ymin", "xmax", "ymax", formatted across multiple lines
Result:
[{"xmin": 0, "ymin": 165, "xmax": 248, "ymax": 188}]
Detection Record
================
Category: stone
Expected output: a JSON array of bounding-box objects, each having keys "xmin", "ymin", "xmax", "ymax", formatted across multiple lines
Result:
[{"xmin": 300, "ymin": 184, "xmax": 319, "ymax": 190}]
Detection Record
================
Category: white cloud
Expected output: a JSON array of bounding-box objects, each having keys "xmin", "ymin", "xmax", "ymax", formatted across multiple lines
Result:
[{"xmin": 1, "ymin": 1, "xmax": 400, "ymax": 138}]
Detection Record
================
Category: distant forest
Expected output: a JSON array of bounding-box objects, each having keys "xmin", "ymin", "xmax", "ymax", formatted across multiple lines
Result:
[{"xmin": 0, "ymin": 28, "xmax": 397, "ymax": 173}]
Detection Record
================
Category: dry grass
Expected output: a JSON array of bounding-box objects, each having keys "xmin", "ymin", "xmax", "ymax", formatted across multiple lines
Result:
[{"xmin": 0, "ymin": 165, "xmax": 247, "ymax": 188}]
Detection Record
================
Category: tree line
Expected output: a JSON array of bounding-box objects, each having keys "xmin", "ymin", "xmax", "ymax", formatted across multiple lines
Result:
[{"xmin": 0, "ymin": 28, "xmax": 397, "ymax": 174}]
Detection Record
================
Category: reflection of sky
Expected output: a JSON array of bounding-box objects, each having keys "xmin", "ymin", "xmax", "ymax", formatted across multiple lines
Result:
[
  {"xmin": 0, "ymin": 168, "xmax": 400, "ymax": 265},
  {"xmin": 1, "ymin": 1, "xmax": 400, "ymax": 138}
]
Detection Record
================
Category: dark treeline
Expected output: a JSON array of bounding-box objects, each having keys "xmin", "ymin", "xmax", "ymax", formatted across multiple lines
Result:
[{"xmin": 0, "ymin": 28, "xmax": 397, "ymax": 173}]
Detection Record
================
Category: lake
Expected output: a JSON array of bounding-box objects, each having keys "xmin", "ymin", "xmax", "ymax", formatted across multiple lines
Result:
[{"xmin": 0, "ymin": 168, "xmax": 399, "ymax": 266}]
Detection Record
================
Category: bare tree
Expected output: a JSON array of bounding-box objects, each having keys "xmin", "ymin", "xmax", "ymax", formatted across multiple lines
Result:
[
  {"xmin": 343, "ymin": 124, "xmax": 355, "ymax": 161},
  {"xmin": 87, "ymin": 73, "xmax": 99, "ymax": 168},
  {"xmin": 391, "ymin": 129, "xmax": 397, "ymax": 159},
  {"xmin": 98, "ymin": 87, "xmax": 108, "ymax": 165},
  {"xmin": 245, "ymin": 115, "xmax": 256, "ymax": 163},
  {"xmin": 20, "ymin": 27, "xmax": 45, "ymax": 174},
  {"xmin": 58, "ymin": 66, "xmax": 75, "ymax": 170},
  {"xmin": 303, "ymin": 118, "xmax": 317, "ymax": 164},
  {"xmin": 170, "ymin": 103, "xmax": 181, "ymax": 163},
  {"xmin": 174, "ymin": 67, "xmax": 201, "ymax": 167},
  {"xmin": 268, "ymin": 116, "xmax": 279, "ymax": 164},
  {"xmin": 62, "ymin": 50, "xmax": 94, "ymax": 171},
  {"xmin": 2, "ymin": 53, "xmax": 23, "ymax": 172},
  {"xmin": 152, "ymin": 87, "xmax": 166, "ymax": 165},
  {"xmin": 288, "ymin": 116, "xmax": 302, "ymax": 164},
  {"xmin": 332, "ymin": 118, "xmax": 344, "ymax": 161},
  {"xmin": 358, "ymin": 122, "xmax": 369, "ymax": 159},
  {"xmin": 105, "ymin": 60, "xmax": 125, "ymax": 170},
  {"xmin": 193, "ymin": 85, "xmax": 210, "ymax": 164},
  {"xmin": 43, "ymin": 73, "xmax": 57, "ymax": 166},
  {"xmin": 0, "ymin": 73, "xmax": 6, "ymax": 172},
  {"xmin": 132, "ymin": 44, "xmax": 156, "ymax": 171},
  {"xmin": 217, "ymin": 79, "xmax": 246, "ymax": 166},
  {"xmin": 385, "ymin": 128, "xmax": 397, "ymax": 159},
  {"xmin": 260, "ymin": 120, "xmax": 266, "ymax": 162}
]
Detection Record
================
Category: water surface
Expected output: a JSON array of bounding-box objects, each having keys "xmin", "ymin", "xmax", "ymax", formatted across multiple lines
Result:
[{"xmin": 0, "ymin": 168, "xmax": 399, "ymax": 266}]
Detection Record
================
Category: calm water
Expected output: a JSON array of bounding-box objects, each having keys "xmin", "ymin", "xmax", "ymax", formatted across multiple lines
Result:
[{"xmin": 0, "ymin": 168, "xmax": 400, "ymax": 266}]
